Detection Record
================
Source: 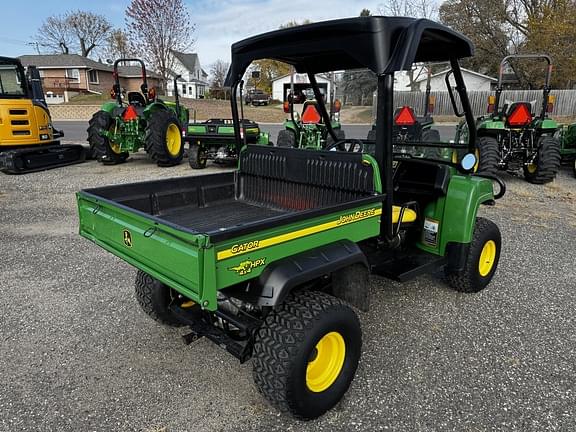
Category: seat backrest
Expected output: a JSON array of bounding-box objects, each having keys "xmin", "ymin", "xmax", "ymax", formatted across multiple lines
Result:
[
  {"xmin": 238, "ymin": 145, "xmax": 376, "ymax": 211},
  {"xmin": 128, "ymin": 92, "xmax": 147, "ymax": 107}
]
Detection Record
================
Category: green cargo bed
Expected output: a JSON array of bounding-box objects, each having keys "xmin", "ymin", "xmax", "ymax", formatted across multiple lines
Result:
[{"xmin": 77, "ymin": 146, "xmax": 384, "ymax": 310}]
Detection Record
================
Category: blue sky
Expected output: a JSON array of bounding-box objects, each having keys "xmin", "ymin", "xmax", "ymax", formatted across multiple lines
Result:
[{"xmin": 0, "ymin": 0, "xmax": 385, "ymax": 71}]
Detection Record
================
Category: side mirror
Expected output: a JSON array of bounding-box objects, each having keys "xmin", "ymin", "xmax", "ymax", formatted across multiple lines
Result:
[{"xmin": 460, "ymin": 152, "xmax": 477, "ymax": 172}]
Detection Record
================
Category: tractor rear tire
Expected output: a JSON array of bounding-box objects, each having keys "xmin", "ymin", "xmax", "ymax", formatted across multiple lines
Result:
[
  {"xmin": 252, "ymin": 290, "xmax": 361, "ymax": 420},
  {"xmin": 87, "ymin": 111, "xmax": 129, "ymax": 165},
  {"xmin": 144, "ymin": 110, "xmax": 184, "ymax": 166},
  {"xmin": 188, "ymin": 144, "xmax": 207, "ymax": 169},
  {"xmin": 476, "ymin": 136, "xmax": 500, "ymax": 176},
  {"xmin": 134, "ymin": 270, "xmax": 185, "ymax": 327},
  {"xmin": 326, "ymin": 129, "xmax": 346, "ymax": 148},
  {"xmin": 422, "ymin": 129, "xmax": 442, "ymax": 159},
  {"xmin": 523, "ymin": 136, "xmax": 561, "ymax": 184},
  {"xmin": 445, "ymin": 217, "xmax": 501, "ymax": 293},
  {"xmin": 277, "ymin": 129, "xmax": 297, "ymax": 148}
]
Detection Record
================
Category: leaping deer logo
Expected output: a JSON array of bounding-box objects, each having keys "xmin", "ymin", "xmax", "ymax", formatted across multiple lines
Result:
[{"xmin": 229, "ymin": 258, "xmax": 266, "ymax": 276}]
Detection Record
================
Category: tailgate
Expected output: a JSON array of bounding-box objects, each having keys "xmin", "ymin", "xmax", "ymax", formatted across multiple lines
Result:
[{"xmin": 77, "ymin": 192, "xmax": 215, "ymax": 308}]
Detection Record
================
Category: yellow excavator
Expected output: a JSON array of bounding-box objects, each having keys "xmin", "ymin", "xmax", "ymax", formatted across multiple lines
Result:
[{"xmin": 0, "ymin": 56, "xmax": 85, "ymax": 174}]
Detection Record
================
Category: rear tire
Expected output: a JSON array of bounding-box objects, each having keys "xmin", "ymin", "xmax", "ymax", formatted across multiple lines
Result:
[
  {"xmin": 446, "ymin": 217, "xmax": 501, "ymax": 293},
  {"xmin": 422, "ymin": 128, "xmax": 442, "ymax": 159},
  {"xmin": 188, "ymin": 144, "xmax": 207, "ymax": 169},
  {"xmin": 476, "ymin": 136, "xmax": 500, "ymax": 176},
  {"xmin": 277, "ymin": 129, "xmax": 297, "ymax": 148},
  {"xmin": 87, "ymin": 110, "xmax": 129, "ymax": 165},
  {"xmin": 252, "ymin": 290, "xmax": 361, "ymax": 420},
  {"xmin": 523, "ymin": 136, "xmax": 561, "ymax": 184},
  {"xmin": 134, "ymin": 270, "xmax": 184, "ymax": 327},
  {"xmin": 144, "ymin": 110, "xmax": 184, "ymax": 166}
]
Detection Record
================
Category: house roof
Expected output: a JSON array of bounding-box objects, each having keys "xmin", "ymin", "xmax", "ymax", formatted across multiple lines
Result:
[
  {"xmin": 171, "ymin": 50, "xmax": 201, "ymax": 73},
  {"xmin": 18, "ymin": 54, "xmax": 163, "ymax": 79},
  {"xmin": 415, "ymin": 67, "xmax": 497, "ymax": 83}
]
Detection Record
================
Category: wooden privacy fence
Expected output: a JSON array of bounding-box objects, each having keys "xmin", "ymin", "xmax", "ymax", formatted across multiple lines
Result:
[{"xmin": 372, "ymin": 90, "xmax": 576, "ymax": 117}]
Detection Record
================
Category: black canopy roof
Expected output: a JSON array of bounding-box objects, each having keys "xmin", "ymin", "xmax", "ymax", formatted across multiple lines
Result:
[{"xmin": 225, "ymin": 16, "xmax": 474, "ymax": 86}]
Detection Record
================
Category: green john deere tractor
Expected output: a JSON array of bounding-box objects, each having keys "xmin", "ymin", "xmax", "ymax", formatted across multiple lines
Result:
[
  {"xmin": 77, "ymin": 17, "xmax": 506, "ymax": 420},
  {"xmin": 87, "ymin": 59, "xmax": 188, "ymax": 166},
  {"xmin": 461, "ymin": 54, "xmax": 561, "ymax": 183},
  {"xmin": 558, "ymin": 123, "xmax": 576, "ymax": 177},
  {"xmin": 276, "ymin": 83, "xmax": 344, "ymax": 149}
]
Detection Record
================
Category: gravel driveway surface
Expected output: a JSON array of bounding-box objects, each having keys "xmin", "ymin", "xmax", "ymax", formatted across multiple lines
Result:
[{"xmin": 1, "ymin": 155, "xmax": 575, "ymax": 432}]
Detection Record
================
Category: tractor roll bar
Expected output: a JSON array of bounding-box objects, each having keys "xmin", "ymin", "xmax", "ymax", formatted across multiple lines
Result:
[
  {"xmin": 495, "ymin": 54, "xmax": 552, "ymax": 120},
  {"xmin": 112, "ymin": 58, "xmax": 149, "ymax": 106}
]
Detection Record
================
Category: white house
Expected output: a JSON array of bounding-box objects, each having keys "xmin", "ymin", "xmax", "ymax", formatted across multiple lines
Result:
[
  {"xmin": 271, "ymin": 73, "xmax": 332, "ymax": 102},
  {"xmin": 414, "ymin": 68, "xmax": 497, "ymax": 91},
  {"xmin": 394, "ymin": 65, "xmax": 429, "ymax": 91},
  {"xmin": 166, "ymin": 51, "xmax": 209, "ymax": 99}
]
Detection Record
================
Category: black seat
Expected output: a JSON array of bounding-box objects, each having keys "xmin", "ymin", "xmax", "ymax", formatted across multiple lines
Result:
[{"xmin": 128, "ymin": 92, "xmax": 147, "ymax": 107}]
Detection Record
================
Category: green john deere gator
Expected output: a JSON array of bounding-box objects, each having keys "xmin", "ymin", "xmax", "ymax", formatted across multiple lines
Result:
[
  {"xmin": 87, "ymin": 59, "xmax": 188, "ymax": 166},
  {"xmin": 457, "ymin": 54, "xmax": 561, "ymax": 183},
  {"xmin": 77, "ymin": 17, "xmax": 505, "ymax": 420},
  {"xmin": 277, "ymin": 82, "xmax": 344, "ymax": 149}
]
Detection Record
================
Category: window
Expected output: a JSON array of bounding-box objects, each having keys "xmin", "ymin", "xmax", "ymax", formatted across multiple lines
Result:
[
  {"xmin": 182, "ymin": 84, "xmax": 186, "ymax": 95},
  {"xmin": 88, "ymin": 70, "xmax": 98, "ymax": 84},
  {"xmin": 66, "ymin": 68, "xmax": 80, "ymax": 83}
]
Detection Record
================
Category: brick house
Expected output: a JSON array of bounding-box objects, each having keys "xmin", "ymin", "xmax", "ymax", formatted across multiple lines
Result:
[{"xmin": 19, "ymin": 54, "xmax": 164, "ymax": 104}]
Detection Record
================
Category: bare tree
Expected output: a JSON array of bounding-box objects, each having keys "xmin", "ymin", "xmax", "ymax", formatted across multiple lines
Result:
[
  {"xmin": 125, "ymin": 0, "xmax": 196, "ymax": 81},
  {"xmin": 67, "ymin": 11, "xmax": 112, "ymax": 58},
  {"xmin": 35, "ymin": 15, "xmax": 75, "ymax": 54},
  {"xmin": 210, "ymin": 60, "xmax": 230, "ymax": 89},
  {"xmin": 102, "ymin": 29, "xmax": 135, "ymax": 61},
  {"xmin": 379, "ymin": 0, "xmax": 438, "ymax": 19}
]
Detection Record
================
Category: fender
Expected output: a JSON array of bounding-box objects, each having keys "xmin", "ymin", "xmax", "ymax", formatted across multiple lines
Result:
[{"xmin": 223, "ymin": 240, "xmax": 368, "ymax": 310}]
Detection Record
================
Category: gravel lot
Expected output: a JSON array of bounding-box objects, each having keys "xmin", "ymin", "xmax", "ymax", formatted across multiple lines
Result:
[{"xmin": 1, "ymin": 153, "xmax": 575, "ymax": 432}]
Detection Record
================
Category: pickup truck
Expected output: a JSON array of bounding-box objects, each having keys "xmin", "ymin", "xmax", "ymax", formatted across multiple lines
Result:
[{"xmin": 244, "ymin": 89, "xmax": 270, "ymax": 106}]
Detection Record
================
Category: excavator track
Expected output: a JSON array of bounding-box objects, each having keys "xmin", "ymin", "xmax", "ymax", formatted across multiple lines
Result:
[{"xmin": 0, "ymin": 144, "xmax": 86, "ymax": 174}]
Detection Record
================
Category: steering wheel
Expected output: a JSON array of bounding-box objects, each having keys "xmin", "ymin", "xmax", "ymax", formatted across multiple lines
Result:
[{"xmin": 325, "ymin": 138, "xmax": 365, "ymax": 153}]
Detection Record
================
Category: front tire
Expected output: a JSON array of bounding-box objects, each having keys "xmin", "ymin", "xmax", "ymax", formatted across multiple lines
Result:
[
  {"xmin": 446, "ymin": 217, "xmax": 501, "ymax": 293},
  {"xmin": 253, "ymin": 291, "xmax": 361, "ymax": 420},
  {"xmin": 475, "ymin": 136, "xmax": 500, "ymax": 176},
  {"xmin": 87, "ymin": 111, "xmax": 129, "ymax": 165},
  {"xmin": 134, "ymin": 271, "xmax": 184, "ymax": 327},
  {"xmin": 188, "ymin": 144, "xmax": 207, "ymax": 169},
  {"xmin": 523, "ymin": 136, "xmax": 561, "ymax": 184},
  {"xmin": 144, "ymin": 110, "xmax": 184, "ymax": 166}
]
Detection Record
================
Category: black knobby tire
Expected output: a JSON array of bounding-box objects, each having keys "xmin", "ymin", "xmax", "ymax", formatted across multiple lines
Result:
[
  {"xmin": 144, "ymin": 110, "xmax": 184, "ymax": 166},
  {"xmin": 87, "ymin": 110, "xmax": 129, "ymax": 164},
  {"xmin": 446, "ymin": 217, "xmax": 501, "ymax": 293},
  {"xmin": 276, "ymin": 129, "xmax": 297, "ymax": 148},
  {"xmin": 422, "ymin": 128, "xmax": 442, "ymax": 159},
  {"xmin": 188, "ymin": 144, "xmax": 207, "ymax": 169},
  {"xmin": 476, "ymin": 136, "xmax": 500, "ymax": 176},
  {"xmin": 326, "ymin": 129, "xmax": 346, "ymax": 148},
  {"xmin": 252, "ymin": 290, "xmax": 362, "ymax": 420},
  {"xmin": 523, "ymin": 135, "xmax": 561, "ymax": 184},
  {"xmin": 134, "ymin": 270, "xmax": 184, "ymax": 327}
]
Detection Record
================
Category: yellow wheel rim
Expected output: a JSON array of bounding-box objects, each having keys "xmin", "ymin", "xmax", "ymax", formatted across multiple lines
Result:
[
  {"xmin": 451, "ymin": 150, "xmax": 458, "ymax": 164},
  {"xmin": 473, "ymin": 149, "xmax": 480, "ymax": 173},
  {"xmin": 166, "ymin": 123, "xmax": 182, "ymax": 157},
  {"xmin": 527, "ymin": 163, "xmax": 537, "ymax": 174},
  {"xmin": 306, "ymin": 331, "xmax": 346, "ymax": 393},
  {"xmin": 108, "ymin": 126, "xmax": 122, "ymax": 154},
  {"xmin": 478, "ymin": 240, "xmax": 497, "ymax": 277}
]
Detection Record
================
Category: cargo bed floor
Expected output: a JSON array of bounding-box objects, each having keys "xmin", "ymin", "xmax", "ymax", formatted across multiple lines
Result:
[{"xmin": 160, "ymin": 200, "xmax": 291, "ymax": 233}]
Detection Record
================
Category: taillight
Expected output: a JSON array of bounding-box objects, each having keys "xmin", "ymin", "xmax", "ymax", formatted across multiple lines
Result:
[
  {"xmin": 394, "ymin": 106, "xmax": 416, "ymax": 126},
  {"xmin": 333, "ymin": 99, "xmax": 342, "ymax": 113},
  {"xmin": 110, "ymin": 88, "xmax": 116, "ymax": 99},
  {"xmin": 487, "ymin": 95, "xmax": 496, "ymax": 113},
  {"xmin": 507, "ymin": 104, "xmax": 532, "ymax": 127},
  {"xmin": 546, "ymin": 95, "xmax": 555, "ymax": 113},
  {"xmin": 428, "ymin": 95, "xmax": 435, "ymax": 114},
  {"xmin": 283, "ymin": 101, "xmax": 290, "ymax": 113},
  {"xmin": 148, "ymin": 87, "xmax": 156, "ymax": 100}
]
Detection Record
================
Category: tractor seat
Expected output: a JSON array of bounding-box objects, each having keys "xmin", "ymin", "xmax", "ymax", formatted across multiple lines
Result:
[
  {"xmin": 128, "ymin": 92, "xmax": 147, "ymax": 107},
  {"xmin": 392, "ymin": 206, "xmax": 417, "ymax": 224}
]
